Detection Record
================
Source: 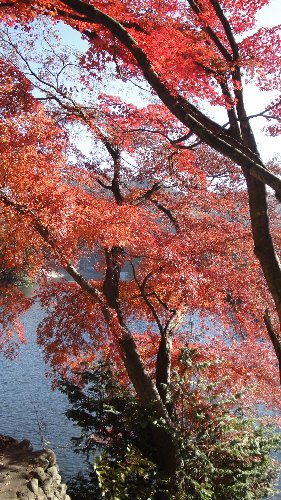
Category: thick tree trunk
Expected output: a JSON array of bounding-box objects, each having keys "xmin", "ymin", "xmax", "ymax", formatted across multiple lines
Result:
[{"xmin": 245, "ymin": 175, "xmax": 281, "ymax": 321}]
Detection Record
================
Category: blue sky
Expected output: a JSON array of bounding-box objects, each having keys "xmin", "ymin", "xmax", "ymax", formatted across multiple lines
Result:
[{"xmin": 257, "ymin": 0, "xmax": 281, "ymax": 27}]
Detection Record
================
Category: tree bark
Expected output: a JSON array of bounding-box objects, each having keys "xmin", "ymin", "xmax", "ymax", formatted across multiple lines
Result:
[{"xmin": 244, "ymin": 175, "xmax": 281, "ymax": 321}]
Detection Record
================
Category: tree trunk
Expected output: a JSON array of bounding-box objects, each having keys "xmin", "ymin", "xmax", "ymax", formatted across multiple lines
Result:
[{"xmin": 103, "ymin": 246, "xmax": 180, "ymax": 477}]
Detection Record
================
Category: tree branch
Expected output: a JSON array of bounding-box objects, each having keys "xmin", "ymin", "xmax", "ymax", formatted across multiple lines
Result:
[
  {"xmin": 151, "ymin": 199, "xmax": 179, "ymax": 232},
  {"xmin": 208, "ymin": 0, "xmax": 239, "ymax": 58},
  {"xmin": 263, "ymin": 309, "xmax": 281, "ymax": 384},
  {"xmin": 187, "ymin": 0, "xmax": 233, "ymax": 61},
  {"xmin": 60, "ymin": 0, "xmax": 281, "ymax": 198}
]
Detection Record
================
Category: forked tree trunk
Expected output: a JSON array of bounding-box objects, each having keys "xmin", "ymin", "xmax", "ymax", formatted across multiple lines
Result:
[{"xmin": 103, "ymin": 247, "xmax": 180, "ymax": 479}]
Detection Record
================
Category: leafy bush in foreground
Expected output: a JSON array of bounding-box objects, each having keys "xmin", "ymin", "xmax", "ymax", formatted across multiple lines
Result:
[{"xmin": 61, "ymin": 351, "xmax": 280, "ymax": 499}]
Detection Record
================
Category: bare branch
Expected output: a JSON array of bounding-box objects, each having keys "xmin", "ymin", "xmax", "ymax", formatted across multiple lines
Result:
[
  {"xmin": 137, "ymin": 182, "xmax": 162, "ymax": 202},
  {"xmin": 263, "ymin": 309, "xmax": 281, "ymax": 384},
  {"xmin": 151, "ymin": 199, "xmax": 179, "ymax": 232}
]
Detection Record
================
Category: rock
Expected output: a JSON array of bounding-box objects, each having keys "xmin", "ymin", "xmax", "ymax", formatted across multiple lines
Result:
[
  {"xmin": 32, "ymin": 452, "xmax": 50, "ymax": 471},
  {"xmin": 47, "ymin": 465, "xmax": 60, "ymax": 480},
  {"xmin": 59, "ymin": 483, "xmax": 67, "ymax": 495},
  {"xmin": 44, "ymin": 449, "xmax": 56, "ymax": 466},
  {"xmin": 9, "ymin": 439, "xmax": 32, "ymax": 454},
  {"xmin": 30, "ymin": 466, "xmax": 46, "ymax": 485},
  {"xmin": 27, "ymin": 478, "xmax": 39, "ymax": 494},
  {"xmin": 0, "ymin": 436, "xmax": 70, "ymax": 500},
  {"xmin": 0, "ymin": 435, "xmax": 18, "ymax": 452},
  {"xmin": 42, "ymin": 475, "xmax": 52, "ymax": 495},
  {"xmin": 16, "ymin": 492, "xmax": 25, "ymax": 498},
  {"xmin": 37, "ymin": 486, "xmax": 48, "ymax": 499}
]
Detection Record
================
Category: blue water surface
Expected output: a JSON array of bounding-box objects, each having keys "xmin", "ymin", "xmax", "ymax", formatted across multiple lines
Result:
[{"xmin": 0, "ymin": 299, "xmax": 85, "ymax": 481}]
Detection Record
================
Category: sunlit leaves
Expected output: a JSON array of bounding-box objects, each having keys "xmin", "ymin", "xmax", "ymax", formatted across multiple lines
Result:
[
  {"xmin": 0, "ymin": 0, "xmax": 280, "ymax": 420},
  {"xmin": 240, "ymin": 26, "xmax": 281, "ymax": 91}
]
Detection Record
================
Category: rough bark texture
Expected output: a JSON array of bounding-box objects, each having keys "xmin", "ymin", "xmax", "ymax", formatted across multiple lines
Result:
[{"xmin": 245, "ymin": 175, "xmax": 281, "ymax": 321}]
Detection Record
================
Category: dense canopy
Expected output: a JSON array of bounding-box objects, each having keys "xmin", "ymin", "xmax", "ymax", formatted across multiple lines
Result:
[{"xmin": 0, "ymin": 0, "xmax": 281, "ymax": 493}]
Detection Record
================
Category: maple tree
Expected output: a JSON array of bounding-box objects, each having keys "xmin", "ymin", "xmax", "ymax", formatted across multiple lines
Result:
[{"xmin": 0, "ymin": 0, "xmax": 281, "ymax": 495}]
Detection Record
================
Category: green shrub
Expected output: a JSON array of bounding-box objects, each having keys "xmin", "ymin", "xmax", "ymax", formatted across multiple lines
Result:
[{"xmin": 60, "ymin": 352, "xmax": 280, "ymax": 499}]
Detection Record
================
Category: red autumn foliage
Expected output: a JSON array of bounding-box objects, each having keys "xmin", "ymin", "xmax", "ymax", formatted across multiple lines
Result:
[{"xmin": 0, "ymin": 0, "xmax": 280, "ymax": 475}]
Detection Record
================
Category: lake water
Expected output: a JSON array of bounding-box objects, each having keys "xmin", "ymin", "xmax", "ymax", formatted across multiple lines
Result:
[{"xmin": 0, "ymin": 299, "xmax": 85, "ymax": 481}]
